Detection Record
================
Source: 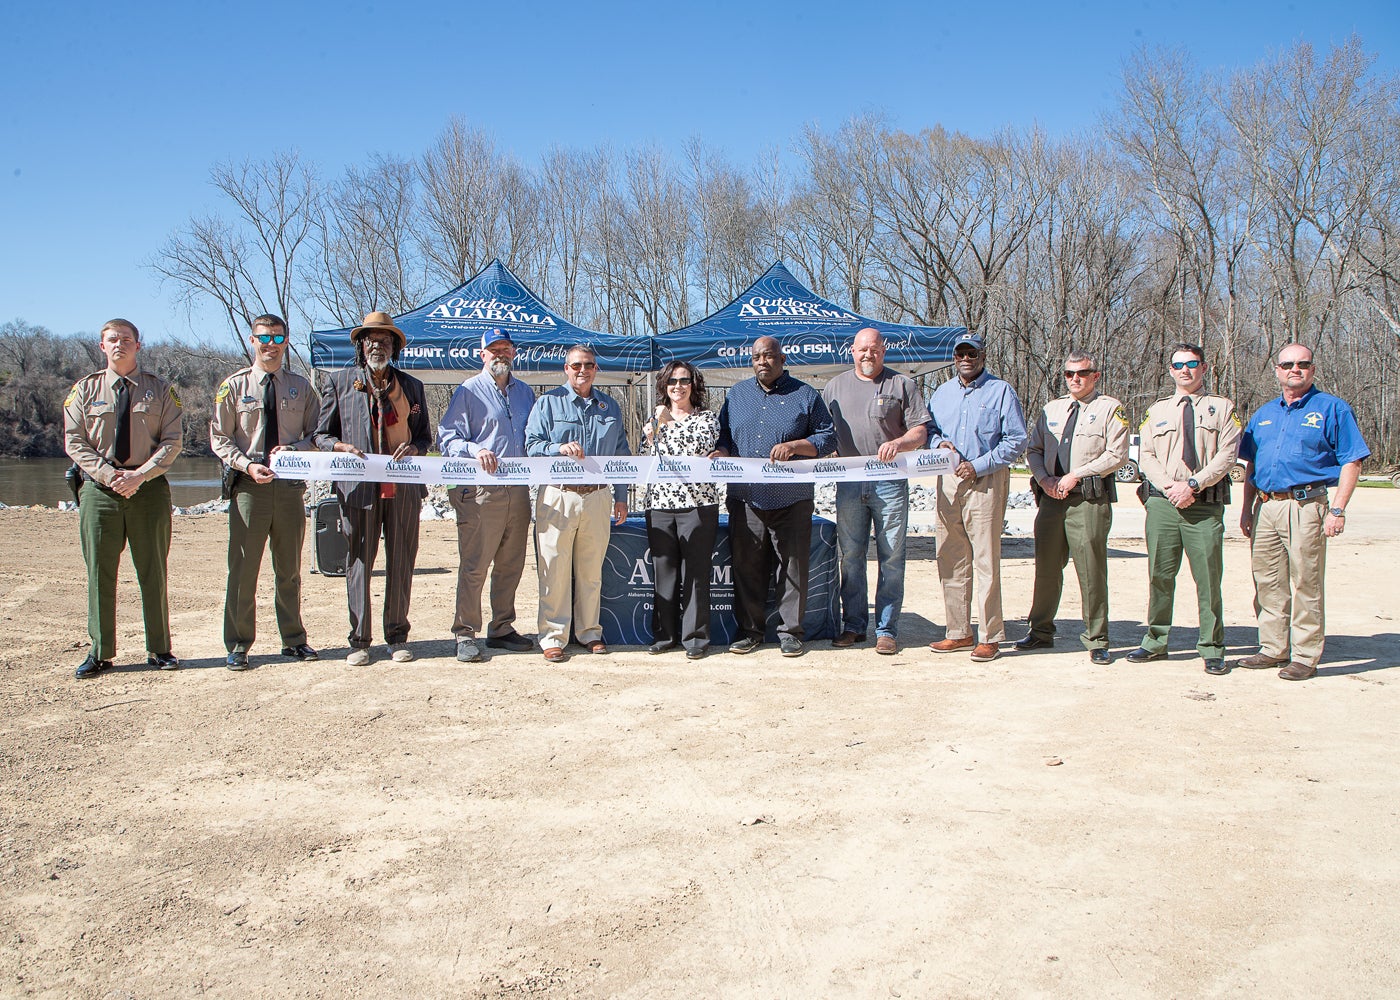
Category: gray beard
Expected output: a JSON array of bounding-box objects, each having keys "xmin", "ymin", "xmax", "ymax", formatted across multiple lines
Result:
[
  {"xmin": 859, "ymin": 361, "xmax": 878, "ymax": 377},
  {"xmin": 366, "ymin": 357, "xmax": 390, "ymax": 373},
  {"xmin": 488, "ymin": 358, "xmax": 511, "ymax": 379}
]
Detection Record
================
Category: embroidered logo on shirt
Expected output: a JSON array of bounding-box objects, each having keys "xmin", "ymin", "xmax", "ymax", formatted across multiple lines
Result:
[{"xmin": 1302, "ymin": 411, "xmax": 1323, "ymax": 429}]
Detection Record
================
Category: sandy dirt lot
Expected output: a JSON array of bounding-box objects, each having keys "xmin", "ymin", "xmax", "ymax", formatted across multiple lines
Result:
[{"xmin": 2, "ymin": 484, "xmax": 1398, "ymax": 998}]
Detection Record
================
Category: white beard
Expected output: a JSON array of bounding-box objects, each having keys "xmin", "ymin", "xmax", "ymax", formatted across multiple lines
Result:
[
  {"xmin": 859, "ymin": 361, "xmax": 878, "ymax": 377},
  {"xmin": 488, "ymin": 358, "xmax": 512, "ymax": 379},
  {"xmin": 366, "ymin": 356, "xmax": 390, "ymax": 373}
]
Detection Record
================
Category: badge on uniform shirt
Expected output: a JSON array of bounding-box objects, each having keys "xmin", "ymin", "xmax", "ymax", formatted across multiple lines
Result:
[
  {"xmin": 1208, "ymin": 405, "xmax": 1215, "ymax": 416},
  {"xmin": 1087, "ymin": 414, "xmax": 1097, "ymax": 424},
  {"xmin": 289, "ymin": 386, "xmax": 298, "ymax": 399},
  {"xmin": 1303, "ymin": 411, "xmax": 1323, "ymax": 428},
  {"xmin": 143, "ymin": 389, "xmax": 154, "ymax": 402}
]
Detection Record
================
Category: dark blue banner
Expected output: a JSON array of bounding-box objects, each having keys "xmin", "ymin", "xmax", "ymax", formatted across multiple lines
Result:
[{"xmin": 600, "ymin": 515, "xmax": 839, "ymax": 646}]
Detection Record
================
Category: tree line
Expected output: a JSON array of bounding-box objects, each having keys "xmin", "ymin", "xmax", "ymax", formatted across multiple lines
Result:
[{"xmin": 4, "ymin": 38, "xmax": 1398, "ymax": 463}]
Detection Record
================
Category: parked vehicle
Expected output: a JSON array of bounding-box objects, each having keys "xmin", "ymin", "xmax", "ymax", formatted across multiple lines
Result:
[{"xmin": 1114, "ymin": 434, "xmax": 1246, "ymax": 484}]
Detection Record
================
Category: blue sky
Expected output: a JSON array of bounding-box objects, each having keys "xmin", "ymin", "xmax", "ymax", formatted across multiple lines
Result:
[{"xmin": 3, "ymin": 0, "xmax": 1397, "ymax": 341}]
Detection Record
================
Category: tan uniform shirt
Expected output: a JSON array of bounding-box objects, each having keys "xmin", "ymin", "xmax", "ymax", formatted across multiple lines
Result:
[
  {"xmin": 63, "ymin": 369, "xmax": 183, "ymax": 486},
  {"xmin": 1026, "ymin": 390, "xmax": 1130, "ymax": 484},
  {"xmin": 210, "ymin": 367, "xmax": 319, "ymax": 472},
  {"xmin": 1138, "ymin": 391, "xmax": 1241, "ymax": 490}
]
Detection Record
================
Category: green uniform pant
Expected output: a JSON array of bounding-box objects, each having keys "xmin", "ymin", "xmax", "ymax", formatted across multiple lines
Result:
[
  {"xmin": 224, "ymin": 478, "xmax": 309, "ymax": 653},
  {"xmin": 1142, "ymin": 495, "xmax": 1225, "ymax": 659},
  {"xmin": 1027, "ymin": 493, "xmax": 1113, "ymax": 650},
  {"xmin": 79, "ymin": 476, "xmax": 172, "ymax": 660}
]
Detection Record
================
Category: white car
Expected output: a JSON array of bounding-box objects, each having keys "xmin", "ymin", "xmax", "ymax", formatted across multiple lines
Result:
[{"xmin": 1114, "ymin": 434, "xmax": 1246, "ymax": 484}]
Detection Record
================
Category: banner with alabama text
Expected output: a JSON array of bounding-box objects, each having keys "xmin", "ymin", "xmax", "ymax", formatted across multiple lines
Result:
[{"xmin": 268, "ymin": 448, "xmax": 957, "ymax": 487}]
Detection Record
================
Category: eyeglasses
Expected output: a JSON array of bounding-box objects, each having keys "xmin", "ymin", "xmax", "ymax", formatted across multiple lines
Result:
[
  {"xmin": 566, "ymin": 361, "xmax": 597, "ymax": 371},
  {"xmin": 953, "ymin": 348, "xmax": 981, "ymax": 358},
  {"xmin": 1277, "ymin": 360, "xmax": 1314, "ymax": 370},
  {"xmin": 1064, "ymin": 368, "xmax": 1097, "ymax": 379},
  {"xmin": 666, "ymin": 377, "xmax": 693, "ymax": 386},
  {"xmin": 1170, "ymin": 359, "xmax": 1202, "ymax": 370},
  {"xmin": 255, "ymin": 333, "xmax": 288, "ymax": 345}
]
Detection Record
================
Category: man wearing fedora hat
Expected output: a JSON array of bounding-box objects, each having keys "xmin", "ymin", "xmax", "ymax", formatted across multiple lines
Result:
[
  {"xmin": 314, "ymin": 310, "xmax": 433, "ymax": 666},
  {"xmin": 437, "ymin": 328, "xmax": 537, "ymax": 663}
]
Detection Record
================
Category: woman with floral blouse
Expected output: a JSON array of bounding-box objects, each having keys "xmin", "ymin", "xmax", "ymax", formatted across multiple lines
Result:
[{"xmin": 642, "ymin": 361, "xmax": 720, "ymax": 658}]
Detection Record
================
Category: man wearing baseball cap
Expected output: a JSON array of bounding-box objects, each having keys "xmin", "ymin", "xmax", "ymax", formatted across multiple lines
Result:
[
  {"xmin": 925, "ymin": 332, "xmax": 1027, "ymax": 662},
  {"xmin": 437, "ymin": 329, "xmax": 537, "ymax": 662}
]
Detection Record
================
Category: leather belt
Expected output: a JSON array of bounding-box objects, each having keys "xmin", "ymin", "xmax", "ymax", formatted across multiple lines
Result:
[
  {"xmin": 556, "ymin": 484, "xmax": 608, "ymax": 496},
  {"xmin": 1260, "ymin": 484, "xmax": 1326, "ymax": 502}
]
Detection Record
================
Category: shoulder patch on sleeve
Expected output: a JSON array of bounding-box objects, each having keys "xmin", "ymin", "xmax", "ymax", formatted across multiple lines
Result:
[
  {"xmin": 1114, "ymin": 405, "xmax": 1128, "ymax": 426},
  {"xmin": 1139, "ymin": 413, "xmax": 1152, "ymax": 430},
  {"xmin": 1231, "ymin": 410, "xmax": 1241, "ymax": 428},
  {"xmin": 215, "ymin": 381, "xmax": 231, "ymax": 404},
  {"xmin": 169, "ymin": 386, "xmax": 183, "ymax": 408},
  {"xmin": 64, "ymin": 384, "xmax": 80, "ymax": 407}
]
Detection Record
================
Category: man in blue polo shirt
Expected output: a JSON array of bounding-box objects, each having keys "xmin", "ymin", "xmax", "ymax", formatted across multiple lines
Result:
[
  {"xmin": 1233, "ymin": 343, "xmax": 1368, "ymax": 681},
  {"xmin": 437, "ymin": 329, "xmax": 537, "ymax": 663},
  {"xmin": 714, "ymin": 336, "xmax": 836, "ymax": 658}
]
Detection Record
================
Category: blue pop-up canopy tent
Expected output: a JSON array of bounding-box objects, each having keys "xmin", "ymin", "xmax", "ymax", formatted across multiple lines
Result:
[
  {"xmin": 656, "ymin": 262, "xmax": 965, "ymax": 385},
  {"xmin": 310, "ymin": 259, "xmax": 656, "ymax": 385}
]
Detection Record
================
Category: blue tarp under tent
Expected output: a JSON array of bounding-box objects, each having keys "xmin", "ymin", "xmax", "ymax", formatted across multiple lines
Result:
[
  {"xmin": 309, "ymin": 259, "xmax": 657, "ymax": 386},
  {"xmin": 655, "ymin": 262, "xmax": 965, "ymax": 385}
]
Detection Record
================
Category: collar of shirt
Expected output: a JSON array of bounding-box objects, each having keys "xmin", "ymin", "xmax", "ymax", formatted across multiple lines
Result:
[
  {"xmin": 757, "ymin": 371, "xmax": 798, "ymax": 395},
  {"xmin": 957, "ymin": 370, "xmax": 992, "ymax": 391},
  {"xmin": 1276, "ymin": 385, "xmax": 1319, "ymax": 410}
]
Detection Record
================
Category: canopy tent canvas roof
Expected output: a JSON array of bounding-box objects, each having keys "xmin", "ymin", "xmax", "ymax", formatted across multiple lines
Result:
[
  {"xmin": 309, "ymin": 259, "xmax": 655, "ymax": 386},
  {"xmin": 655, "ymin": 262, "xmax": 965, "ymax": 386}
]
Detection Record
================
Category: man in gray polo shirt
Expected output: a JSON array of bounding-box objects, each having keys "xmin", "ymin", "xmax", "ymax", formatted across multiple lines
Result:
[{"xmin": 822, "ymin": 327, "xmax": 930, "ymax": 655}]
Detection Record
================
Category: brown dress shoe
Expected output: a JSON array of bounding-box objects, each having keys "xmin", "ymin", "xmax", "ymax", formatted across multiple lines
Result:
[
  {"xmin": 1278, "ymin": 661, "xmax": 1317, "ymax": 681},
  {"xmin": 1235, "ymin": 652, "xmax": 1289, "ymax": 669},
  {"xmin": 929, "ymin": 636, "xmax": 975, "ymax": 653},
  {"xmin": 875, "ymin": 636, "xmax": 897, "ymax": 655},
  {"xmin": 970, "ymin": 642, "xmax": 1000, "ymax": 662},
  {"xmin": 543, "ymin": 646, "xmax": 567, "ymax": 662},
  {"xmin": 831, "ymin": 630, "xmax": 866, "ymax": 647},
  {"xmin": 584, "ymin": 640, "xmax": 608, "ymax": 654}
]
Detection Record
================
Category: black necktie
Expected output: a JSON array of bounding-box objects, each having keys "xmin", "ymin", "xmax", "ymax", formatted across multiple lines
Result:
[
  {"xmin": 1054, "ymin": 401, "xmax": 1079, "ymax": 477},
  {"xmin": 113, "ymin": 377, "xmax": 131, "ymax": 465},
  {"xmin": 1181, "ymin": 398, "xmax": 1200, "ymax": 472},
  {"xmin": 262, "ymin": 374, "xmax": 280, "ymax": 464}
]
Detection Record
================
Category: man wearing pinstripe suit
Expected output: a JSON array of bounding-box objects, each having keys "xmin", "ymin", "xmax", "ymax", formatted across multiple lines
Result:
[{"xmin": 314, "ymin": 312, "xmax": 433, "ymax": 666}]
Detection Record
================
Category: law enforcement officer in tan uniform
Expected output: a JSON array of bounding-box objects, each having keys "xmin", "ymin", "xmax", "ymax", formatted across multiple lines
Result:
[
  {"xmin": 1126, "ymin": 343, "xmax": 1241, "ymax": 675},
  {"xmin": 1232, "ymin": 343, "xmax": 1369, "ymax": 681},
  {"xmin": 1017, "ymin": 351, "xmax": 1129, "ymax": 663},
  {"xmin": 63, "ymin": 318, "xmax": 183, "ymax": 679},
  {"xmin": 210, "ymin": 314, "xmax": 320, "ymax": 671}
]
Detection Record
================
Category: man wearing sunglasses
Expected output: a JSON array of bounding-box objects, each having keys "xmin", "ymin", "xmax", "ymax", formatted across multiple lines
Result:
[
  {"xmin": 822, "ymin": 327, "xmax": 930, "ymax": 655},
  {"xmin": 525, "ymin": 344, "xmax": 631, "ymax": 661},
  {"xmin": 437, "ymin": 328, "xmax": 538, "ymax": 663},
  {"xmin": 1232, "ymin": 344, "xmax": 1368, "ymax": 681},
  {"xmin": 1128, "ymin": 343, "xmax": 1240, "ymax": 675},
  {"xmin": 1020, "ymin": 352, "xmax": 1130, "ymax": 663},
  {"xmin": 925, "ymin": 332, "xmax": 1027, "ymax": 662},
  {"xmin": 211, "ymin": 314, "xmax": 321, "ymax": 670}
]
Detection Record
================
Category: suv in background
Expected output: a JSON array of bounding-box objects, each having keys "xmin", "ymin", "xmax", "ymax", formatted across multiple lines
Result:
[{"xmin": 1114, "ymin": 434, "xmax": 1246, "ymax": 484}]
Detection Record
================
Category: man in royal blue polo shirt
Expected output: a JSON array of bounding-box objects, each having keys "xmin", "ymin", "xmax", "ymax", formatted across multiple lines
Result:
[
  {"xmin": 713, "ymin": 336, "xmax": 836, "ymax": 658},
  {"xmin": 1232, "ymin": 343, "xmax": 1369, "ymax": 681}
]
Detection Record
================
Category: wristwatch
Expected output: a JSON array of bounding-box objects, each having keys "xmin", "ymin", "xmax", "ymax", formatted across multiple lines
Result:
[
  {"xmin": 1187, "ymin": 477, "xmax": 1201, "ymax": 494},
  {"xmin": 1329, "ymin": 507, "xmax": 1346, "ymax": 518}
]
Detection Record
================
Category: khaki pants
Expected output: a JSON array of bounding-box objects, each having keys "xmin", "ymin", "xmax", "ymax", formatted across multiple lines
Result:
[
  {"xmin": 450, "ymin": 484, "xmax": 530, "ymax": 640},
  {"xmin": 1027, "ymin": 493, "xmax": 1113, "ymax": 650},
  {"xmin": 935, "ymin": 468, "xmax": 1010, "ymax": 643},
  {"xmin": 535, "ymin": 486, "xmax": 612, "ymax": 650},
  {"xmin": 1250, "ymin": 497, "xmax": 1327, "ymax": 666}
]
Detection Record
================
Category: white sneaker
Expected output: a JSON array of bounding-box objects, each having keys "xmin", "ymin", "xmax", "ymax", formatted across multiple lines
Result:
[
  {"xmin": 387, "ymin": 643, "xmax": 414, "ymax": 663},
  {"xmin": 346, "ymin": 648, "xmax": 370, "ymax": 666}
]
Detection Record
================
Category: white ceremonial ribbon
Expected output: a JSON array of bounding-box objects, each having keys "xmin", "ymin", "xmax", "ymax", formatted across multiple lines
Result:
[{"xmin": 268, "ymin": 449, "xmax": 958, "ymax": 486}]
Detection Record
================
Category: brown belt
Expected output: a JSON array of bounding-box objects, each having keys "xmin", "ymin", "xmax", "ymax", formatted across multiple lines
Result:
[
  {"xmin": 556, "ymin": 484, "xmax": 608, "ymax": 496},
  {"xmin": 1260, "ymin": 485, "xmax": 1326, "ymax": 502}
]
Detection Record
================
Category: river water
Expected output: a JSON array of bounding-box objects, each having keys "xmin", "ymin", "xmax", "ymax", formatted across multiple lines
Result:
[{"xmin": 0, "ymin": 457, "xmax": 226, "ymax": 507}]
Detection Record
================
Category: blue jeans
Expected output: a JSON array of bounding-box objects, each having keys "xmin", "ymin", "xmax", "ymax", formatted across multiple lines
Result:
[{"xmin": 835, "ymin": 480, "xmax": 909, "ymax": 637}]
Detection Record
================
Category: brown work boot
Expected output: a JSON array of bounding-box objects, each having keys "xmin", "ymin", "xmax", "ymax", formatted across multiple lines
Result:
[
  {"xmin": 928, "ymin": 636, "xmax": 975, "ymax": 653},
  {"xmin": 1234, "ymin": 652, "xmax": 1288, "ymax": 670},
  {"xmin": 1278, "ymin": 661, "xmax": 1317, "ymax": 681},
  {"xmin": 831, "ymin": 631, "xmax": 866, "ymax": 647},
  {"xmin": 875, "ymin": 636, "xmax": 897, "ymax": 655},
  {"xmin": 970, "ymin": 642, "xmax": 1000, "ymax": 662}
]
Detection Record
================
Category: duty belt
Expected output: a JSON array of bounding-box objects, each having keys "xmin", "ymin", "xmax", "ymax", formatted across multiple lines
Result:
[{"xmin": 1259, "ymin": 484, "xmax": 1326, "ymax": 502}]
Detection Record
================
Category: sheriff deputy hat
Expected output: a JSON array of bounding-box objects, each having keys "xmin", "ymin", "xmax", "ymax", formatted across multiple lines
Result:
[{"xmin": 350, "ymin": 311, "xmax": 406, "ymax": 353}]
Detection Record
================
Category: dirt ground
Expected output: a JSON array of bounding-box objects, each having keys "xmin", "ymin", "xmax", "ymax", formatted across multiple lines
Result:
[{"xmin": 2, "ymin": 484, "xmax": 1398, "ymax": 999}]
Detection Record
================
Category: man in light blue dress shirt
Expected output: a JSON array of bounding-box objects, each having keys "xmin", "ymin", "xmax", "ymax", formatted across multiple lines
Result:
[
  {"xmin": 525, "ymin": 344, "xmax": 631, "ymax": 661},
  {"xmin": 437, "ymin": 329, "xmax": 537, "ymax": 663},
  {"xmin": 925, "ymin": 332, "xmax": 1027, "ymax": 662}
]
